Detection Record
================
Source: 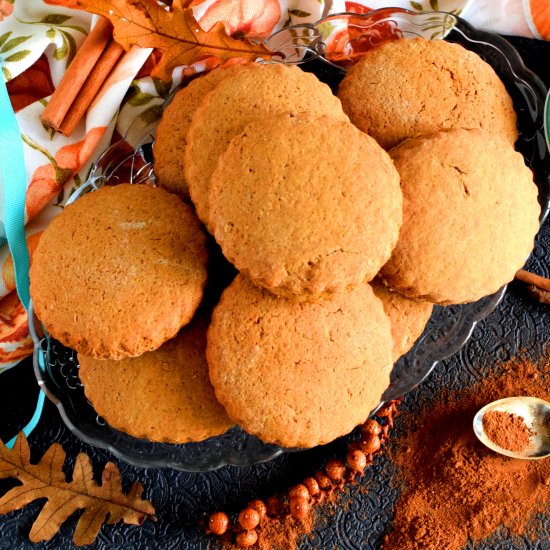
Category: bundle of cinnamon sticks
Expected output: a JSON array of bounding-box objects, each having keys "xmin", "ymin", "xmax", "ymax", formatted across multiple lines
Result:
[{"xmin": 41, "ymin": 18, "xmax": 124, "ymax": 136}]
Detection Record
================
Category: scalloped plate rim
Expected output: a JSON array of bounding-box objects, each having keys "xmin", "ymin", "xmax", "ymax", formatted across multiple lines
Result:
[{"xmin": 29, "ymin": 10, "xmax": 550, "ymax": 471}]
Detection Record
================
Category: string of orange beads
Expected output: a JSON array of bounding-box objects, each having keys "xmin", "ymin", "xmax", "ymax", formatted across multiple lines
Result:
[{"xmin": 204, "ymin": 400, "xmax": 400, "ymax": 547}]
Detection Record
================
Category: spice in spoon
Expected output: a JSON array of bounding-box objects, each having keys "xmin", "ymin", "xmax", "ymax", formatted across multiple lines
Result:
[{"xmin": 482, "ymin": 410, "xmax": 533, "ymax": 452}]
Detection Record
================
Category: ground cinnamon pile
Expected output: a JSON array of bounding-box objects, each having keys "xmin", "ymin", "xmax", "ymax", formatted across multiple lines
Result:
[
  {"xmin": 483, "ymin": 410, "xmax": 533, "ymax": 452},
  {"xmin": 384, "ymin": 356, "xmax": 550, "ymax": 549},
  {"xmin": 253, "ymin": 514, "xmax": 314, "ymax": 550}
]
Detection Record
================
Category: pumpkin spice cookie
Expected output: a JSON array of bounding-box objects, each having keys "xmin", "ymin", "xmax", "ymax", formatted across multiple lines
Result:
[
  {"xmin": 153, "ymin": 63, "xmax": 258, "ymax": 197},
  {"xmin": 338, "ymin": 38, "xmax": 517, "ymax": 149},
  {"xmin": 78, "ymin": 316, "xmax": 232, "ymax": 443},
  {"xmin": 207, "ymin": 275, "xmax": 393, "ymax": 448},
  {"xmin": 371, "ymin": 279, "xmax": 433, "ymax": 361},
  {"xmin": 30, "ymin": 183, "xmax": 208, "ymax": 359},
  {"xmin": 209, "ymin": 114, "xmax": 402, "ymax": 298},
  {"xmin": 184, "ymin": 63, "xmax": 348, "ymax": 225},
  {"xmin": 380, "ymin": 128, "xmax": 540, "ymax": 305}
]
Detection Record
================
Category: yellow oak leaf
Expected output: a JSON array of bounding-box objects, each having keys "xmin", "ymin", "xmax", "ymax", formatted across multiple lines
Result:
[
  {"xmin": 76, "ymin": 0, "xmax": 279, "ymax": 81},
  {"xmin": 0, "ymin": 433, "xmax": 156, "ymax": 546}
]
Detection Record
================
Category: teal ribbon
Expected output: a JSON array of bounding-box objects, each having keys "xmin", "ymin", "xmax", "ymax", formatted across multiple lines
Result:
[{"xmin": 0, "ymin": 73, "xmax": 45, "ymax": 448}]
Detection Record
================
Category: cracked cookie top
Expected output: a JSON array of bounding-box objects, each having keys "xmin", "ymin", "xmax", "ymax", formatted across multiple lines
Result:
[
  {"xmin": 337, "ymin": 37, "xmax": 518, "ymax": 150},
  {"xmin": 380, "ymin": 128, "xmax": 540, "ymax": 305},
  {"xmin": 208, "ymin": 114, "xmax": 402, "ymax": 299},
  {"xmin": 206, "ymin": 275, "xmax": 393, "ymax": 448}
]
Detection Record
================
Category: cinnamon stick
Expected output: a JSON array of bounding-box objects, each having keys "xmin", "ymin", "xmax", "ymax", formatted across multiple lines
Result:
[
  {"xmin": 515, "ymin": 269, "xmax": 550, "ymax": 293},
  {"xmin": 58, "ymin": 39, "xmax": 124, "ymax": 136},
  {"xmin": 40, "ymin": 17, "xmax": 113, "ymax": 131}
]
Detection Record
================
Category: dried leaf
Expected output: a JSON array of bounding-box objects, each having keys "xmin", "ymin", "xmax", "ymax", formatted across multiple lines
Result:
[
  {"xmin": 76, "ymin": 0, "xmax": 278, "ymax": 81},
  {"xmin": 0, "ymin": 433, "xmax": 156, "ymax": 546}
]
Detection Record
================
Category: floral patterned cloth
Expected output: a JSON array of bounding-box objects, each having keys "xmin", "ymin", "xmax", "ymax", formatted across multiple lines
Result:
[{"xmin": 0, "ymin": 0, "xmax": 548, "ymax": 373}]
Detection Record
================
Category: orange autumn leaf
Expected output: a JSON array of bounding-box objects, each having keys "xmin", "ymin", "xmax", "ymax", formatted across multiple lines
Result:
[
  {"xmin": 193, "ymin": 0, "xmax": 281, "ymax": 38},
  {"xmin": 0, "ymin": 433, "xmax": 156, "ymax": 546},
  {"xmin": 172, "ymin": 0, "xmax": 195, "ymax": 8},
  {"xmin": 76, "ymin": 0, "xmax": 278, "ymax": 81}
]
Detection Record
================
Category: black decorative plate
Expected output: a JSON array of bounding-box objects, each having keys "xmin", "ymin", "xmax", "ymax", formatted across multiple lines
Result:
[{"xmin": 30, "ymin": 9, "xmax": 550, "ymax": 472}]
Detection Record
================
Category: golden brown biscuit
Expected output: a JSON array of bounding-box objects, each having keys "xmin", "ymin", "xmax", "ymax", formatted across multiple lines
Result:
[
  {"xmin": 338, "ymin": 38, "xmax": 517, "ymax": 149},
  {"xmin": 209, "ymin": 114, "xmax": 402, "ymax": 298},
  {"xmin": 185, "ymin": 63, "xmax": 348, "ymax": 225},
  {"xmin": 30, "ymin": 184, "xmax": 208, "ymax": 359},
  {"xmin": 207, "ymin": 275, "xmax": 393, "ymax": 448},
  {"xmin": 153, "ymin": 64, "xmax": 257, "ymax": 197},
  {"xmin": 78, "ymin": 317, "xmax": 232, "ymax": 443},
  {"xmin": 380, "ymin": 128, "xmax": 540, "ymax": 305},
  {"xmin": 371, "ymin": 279, "xmax": 433, "ymax": 361}
]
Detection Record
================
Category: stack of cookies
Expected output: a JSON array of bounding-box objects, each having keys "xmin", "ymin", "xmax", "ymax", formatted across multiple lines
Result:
[
  {"xmin": 29, "ymin": 37, "xmax": 540, "ymax": 450},
  {"xmin": 157, "ymin": 62, "xmax": 413, "ymax": 448},
  {"xmin": 337, "ymin": 38, "xmax": 539, "ymax": 305},
  {"xmin": 30, "ymin": 184, "xmax": 233, "ymax": 443}
]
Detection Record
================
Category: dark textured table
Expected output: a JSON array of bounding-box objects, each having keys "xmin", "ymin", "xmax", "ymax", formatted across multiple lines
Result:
[{"xmin": 0, "ymin": 36, "xmax": 549, "ymax": 550}]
